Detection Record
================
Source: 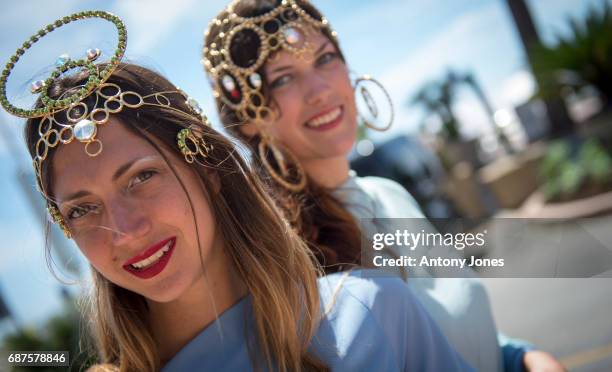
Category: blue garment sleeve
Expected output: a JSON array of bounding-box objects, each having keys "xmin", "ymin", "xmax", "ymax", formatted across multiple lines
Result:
[
  {"xmin": 499, "ymin": 332, "xmax": 535, "ymax": 372},
  {"xmin": 367, "ymin": 276, "xmax": 476, "ymax": 371}
]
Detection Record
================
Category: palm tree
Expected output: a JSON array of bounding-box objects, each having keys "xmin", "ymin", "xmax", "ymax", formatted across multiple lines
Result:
[
  {"xmin": 459, "ymin": 71, "xmax": 514, "ymax": 152},
  {"xmin": 412, "ymin": 70, "xmax": 506, "ymax": 145},
  {"xmin": 504, "ymin": 0, "xmax": 574, "ymax": 138},
  {"xmin": 531, "ymin": 2, "xmax": 612, "ymax": 107},
  {"xmin": 412, "ymin": 75, "xmax": 461, "ymax": 141},
  {"xmin": 462, "ymin": 72, "xmax": 495, "ymax": 120}
]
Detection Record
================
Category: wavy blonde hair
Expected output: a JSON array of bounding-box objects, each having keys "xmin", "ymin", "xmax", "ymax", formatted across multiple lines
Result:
[{"xmin": 24, "ymin": 63, "xmax": 328, "ymax": 372}]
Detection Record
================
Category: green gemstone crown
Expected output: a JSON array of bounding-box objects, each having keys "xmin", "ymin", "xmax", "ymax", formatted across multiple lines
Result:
[{"xmin": 0, "ymin": 11, "xmax": 127, "ymax": 118}]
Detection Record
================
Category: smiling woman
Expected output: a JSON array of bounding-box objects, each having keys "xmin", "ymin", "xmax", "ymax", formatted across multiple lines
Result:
[
  {"xmin": 201, "ymin": 1, "xmax": 567, "ymax": 371},
  {"xmin": 204, "ymin": 0, "xmax": 364, "ymax": 274},
  {"xmin": 23, "ymin": 61, "xmax": 328, "ymax": 371},
  {"xmin": 49, "ymin": 117, "xmax": 222, "ymax": 300},
  {"xmin": 0, "ymin": 9, "xmax": 478, "ymax": 372}
]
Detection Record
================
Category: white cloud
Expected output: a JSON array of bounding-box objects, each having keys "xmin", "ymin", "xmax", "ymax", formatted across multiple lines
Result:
[
  {"xmin": 367, "ymin": 3, "xmax": 524, "ymax": 141},
  {"xmin": 500, "ymin": 70, "xmax": 536, "ymax": 107},
  {"xmin": 379, "ymin": 3, "xmax": 504, "ymax": 98},
  {"xmin": 454, "ymin": 96, "xmax": 497, "ymax": 139}
]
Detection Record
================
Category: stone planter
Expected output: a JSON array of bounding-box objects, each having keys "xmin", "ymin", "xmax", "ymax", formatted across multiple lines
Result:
[
  {"xmin": 516, "ymin": 188, "xmax": 612, "ymax": 219},
  {"xmin": 478, "ymin": 142, "xmax": 546, "ymax": 209}
]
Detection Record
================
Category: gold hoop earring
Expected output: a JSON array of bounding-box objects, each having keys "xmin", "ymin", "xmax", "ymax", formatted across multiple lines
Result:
[
  {"xmin": 48, "ymin": 205, "xmax": 72, "ymax": 239},
  {"xmin": 258, "ymin": 135, "xmax": 307, "ymax": 192},
  {"xmin": 354, "ymin": 75, "xmax": 394, "ymax": 131},
  {"xmin": 177, "ymin": 127, "xmax": 213, "ymax": 165}
]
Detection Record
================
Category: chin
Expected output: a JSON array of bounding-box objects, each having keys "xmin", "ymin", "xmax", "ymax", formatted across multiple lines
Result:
[
  {"xmin": 128, "ymin": 273, "xmax": 189, "ymax": 304},
  {"xmin": 321, "ymin": 137, "xmax": 355, "ymax": 159},
  {"xmin": 338, "ymin": 138, "xmax": 357, "ymax": 157},
  {"xmin": 140, "ymin": 285, "xmax": 185, "ymax": 304},
  {"xmin": 335, "ymin": 128, "xmax": 358, "ymax": 156}
]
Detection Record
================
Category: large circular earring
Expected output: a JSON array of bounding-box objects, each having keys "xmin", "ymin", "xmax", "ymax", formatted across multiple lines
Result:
[
  {"xmin": 353, "ymin": 75, "xmax": 394, "ymax": 131},
  {"xmin": 258, "ymin": 134, "xmax": 307, "ymax": 192}
]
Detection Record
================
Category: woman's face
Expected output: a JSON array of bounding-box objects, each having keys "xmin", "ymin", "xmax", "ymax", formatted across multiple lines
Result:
[
  {"xmin": 52, "ymin": 119, "xmax": 220, "ymax": 303},
  {"xmin": 261, "ymin": 29, "xmax": 357, "ymax": 162}
]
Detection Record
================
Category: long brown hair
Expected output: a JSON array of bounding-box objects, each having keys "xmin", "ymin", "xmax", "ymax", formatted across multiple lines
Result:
[
  {"xmin": 206, "ymin": 0, "xmax": 364, "ymax": 274},
  {"xmin": 24, "ymin": 63, "xmax": 327, "ymax": 372}
]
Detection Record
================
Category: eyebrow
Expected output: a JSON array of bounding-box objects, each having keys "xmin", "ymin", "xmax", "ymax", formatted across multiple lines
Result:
[
  {"xmin": 61, "ymin": 190, "xmax": 92, "ymax": 205},
  {"xmin": 112, "ymin": 156, "xmax": 144, "ymax": 182},
  {"xmin": 59, "ymin": 155, "xmax": 159, "ymax": 205},
  {"xmin": 268, "ymin": 41, "xmax": 332, "ymax": 74},
  {"xmin": 314, "ymin": 40, "xmax": 331, "ymax": 56}
]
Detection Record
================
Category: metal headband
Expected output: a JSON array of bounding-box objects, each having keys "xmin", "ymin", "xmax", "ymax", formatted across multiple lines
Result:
[
  {"xmin": 202, "ymin": 0, "xmax": 338, "ymax": 124},
  {"xmin": 0, "ymin": 11, "xmax": 212, "ymax": 238}
]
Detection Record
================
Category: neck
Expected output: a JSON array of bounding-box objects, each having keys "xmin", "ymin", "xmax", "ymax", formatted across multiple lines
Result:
[
  {"xmin": 148, "ymin": 244, "xmax": 247, "ymax": 365},
  {"xmin": 302, "ymin": 155, "xmax": 350, "ymax": 189}
]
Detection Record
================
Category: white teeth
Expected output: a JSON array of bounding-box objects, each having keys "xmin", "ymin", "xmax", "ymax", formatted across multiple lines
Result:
[
  {"xmin": 306, "ymin": 107, "xmax": 341, "ymax": 128},
  {"xmin": 130, "ymin": 241, "xmax": 172, "ymax": 269}
]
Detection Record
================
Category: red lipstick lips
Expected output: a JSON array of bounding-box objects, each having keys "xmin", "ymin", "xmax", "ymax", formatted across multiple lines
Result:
[{"xmin": 123, "ymin": 237, "xmax": 176, "ymax": 279}]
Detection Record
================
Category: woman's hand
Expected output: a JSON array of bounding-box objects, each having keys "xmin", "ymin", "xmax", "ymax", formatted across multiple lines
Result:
[{"xmin": 523, "ymin": 350, "xmax": 566, "ymax": 372}]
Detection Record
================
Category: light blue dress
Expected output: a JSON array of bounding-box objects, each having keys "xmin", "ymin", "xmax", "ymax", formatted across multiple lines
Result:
[
  {"xmin": 162, "ymin": 270, "xmax": 474, "ymax": 371},
  {"xmin": 332, "ymin": 173, "xmax": 532, "ymax": 372}
]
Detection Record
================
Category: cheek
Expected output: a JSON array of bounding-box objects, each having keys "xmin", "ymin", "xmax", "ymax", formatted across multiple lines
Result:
[
  {"xmin": 146, "ymin": 173, "xmax": 196, "ymax": 223},
  {"xmin": 194, "ymin": 201, "xmax": 216, "ymax": 253},
  {"xmin": 75, "ymin": 239, "xmax": 117, "ymax": 277},
  {"xmin": 190, "ymin": 185, "xmax": 216, "ymax": 233},
  {"xmin": 335, "ymin": 70, "xmax": 355, "ymax": 107},
  {"xmin": 339, "ymin": 77, "xmax": 358, "ymax": 127},
  {"xmin": 267, "ymin": 95, "xmax": 306, "ymax": 145},
  {"xmin": 273, "ymin": 89, "xmax": 303, "ymax": 124},
  {"xmin": 171, "ymin": 170, "xmax": 217, "ymax": 248},
  {"xmin": 158, "ymin": 189, "xmax": 192, "ymax": 220}
]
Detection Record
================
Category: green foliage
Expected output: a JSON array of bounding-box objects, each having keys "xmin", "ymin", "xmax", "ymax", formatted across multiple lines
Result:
[
  {"xmin": 531, "ymin": 1, "xmax": 612, "ymax": 104},
  {"xmin": 540, "ymin": 139, "xmax": 612, "ymax": 201},
  {"xmin": 579, "ymin": 139, "xmax": 612, "ymax": 183},
  {"xmin": 1, "ymin": 295, "xmax": 96, "ymax": 371}
]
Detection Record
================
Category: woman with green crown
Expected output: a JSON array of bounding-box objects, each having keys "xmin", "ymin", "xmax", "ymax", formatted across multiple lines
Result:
[{"xmin": 1, "ymin": 10, "xmax": 473, "ymax": 371}]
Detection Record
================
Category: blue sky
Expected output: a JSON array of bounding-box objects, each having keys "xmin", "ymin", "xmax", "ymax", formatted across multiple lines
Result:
[{"xmin": 0, "ymin": 0, "xmax": 609, "ymax": 330}]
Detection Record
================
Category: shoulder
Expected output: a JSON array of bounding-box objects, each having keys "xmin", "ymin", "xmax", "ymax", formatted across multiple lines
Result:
[
  {"xmin": 318, "ymin": 269, "xmax": 412, "ymax": 311},
  {"xmin": 313, "ymin": 270, "xmax": 419, "ymax": 370},
  {"xmin": 318, "ymin": 270, "xmax": 444, "ymax": 350},
  {"xmin": 354, "ymin": 175, "xmax": 406, "ymax": 195},
  {"xmin": 353, "ymin": 176, "xmax": 424, "ymax": 218},
  {"xmin": 314, "ymin": 270, "xmax": 475, "ymax": 371}
]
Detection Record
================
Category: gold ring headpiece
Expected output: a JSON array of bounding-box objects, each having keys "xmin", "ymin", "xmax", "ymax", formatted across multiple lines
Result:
[
  {"xmin": 0, "ymin": 11, "xmax": 212, "ymax": 238},
  {"xmin": 202, "ymin": 0, "xmax": 338, "ymax": 123}
]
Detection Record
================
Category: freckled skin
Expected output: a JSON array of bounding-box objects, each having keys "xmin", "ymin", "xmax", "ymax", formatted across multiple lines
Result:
[{"xmin": 52, "ymin": 119, "xmax": 228, "ymax": 303}]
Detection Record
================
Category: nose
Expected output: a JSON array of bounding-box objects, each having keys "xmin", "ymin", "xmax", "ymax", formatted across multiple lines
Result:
[
  {"xmin": 105, "ymin": 197, "xmax": 152, "ymax": 247},
  {"xmin": 303, "ymin": 71, "xmax": 333, "ymax": 106}
]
